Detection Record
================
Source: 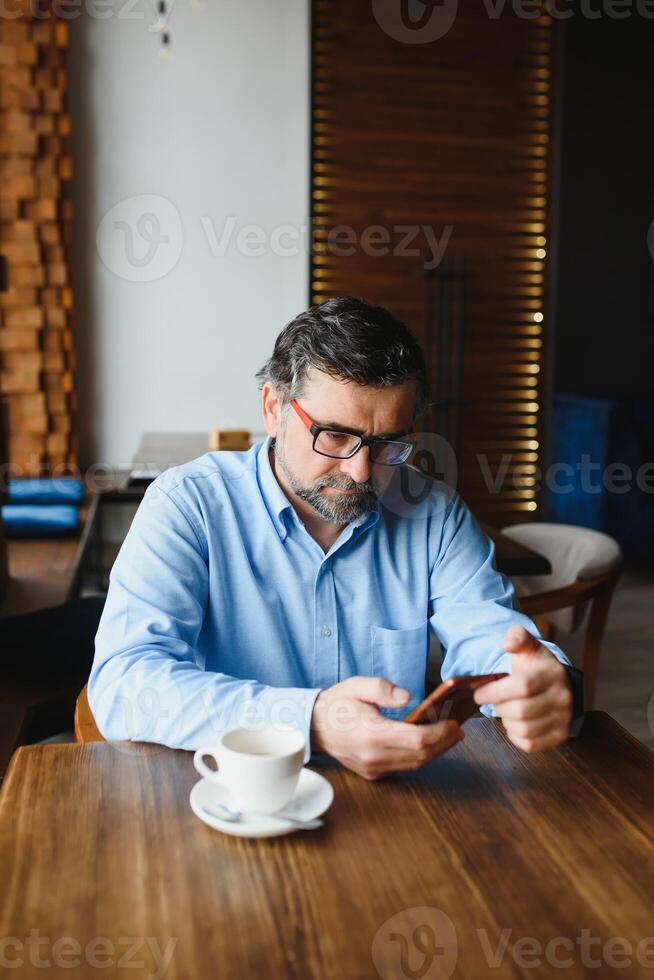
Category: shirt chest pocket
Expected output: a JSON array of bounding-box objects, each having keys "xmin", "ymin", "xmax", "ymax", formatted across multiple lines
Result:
[{"xmin": 370, "ymin": 623, "xmax": 428, "ymax": 719}]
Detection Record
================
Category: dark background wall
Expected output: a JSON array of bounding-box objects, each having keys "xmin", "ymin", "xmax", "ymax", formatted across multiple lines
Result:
[{"xmin": 554, "ymin": 16, "xmax": 654, "ymax": 397}]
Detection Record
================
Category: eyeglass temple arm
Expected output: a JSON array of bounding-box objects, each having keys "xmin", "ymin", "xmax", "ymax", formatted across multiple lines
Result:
[{"xmin": 289, "ymin": 399, "xmax": 314, "ymax": 430}]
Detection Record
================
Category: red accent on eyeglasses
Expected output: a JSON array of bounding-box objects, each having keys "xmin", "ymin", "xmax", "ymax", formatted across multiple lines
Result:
[{"xmin": 289, "ymin": 399, "xmax": 314, "ymax": 429}]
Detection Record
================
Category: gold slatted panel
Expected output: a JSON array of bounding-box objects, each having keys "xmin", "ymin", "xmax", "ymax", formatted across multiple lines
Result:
[
  {"xmin": 311, "ymin": 2, "xmax": 554, "ymax": 524},
  {"xmin": 0, "ymin": 7, "xmax": 77, "ymax": 476}
]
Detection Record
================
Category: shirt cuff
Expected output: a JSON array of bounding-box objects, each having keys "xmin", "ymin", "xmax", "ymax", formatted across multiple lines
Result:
[{"xmin": 246, "ymin": 686, "xmax": 322, "ymax": 764}]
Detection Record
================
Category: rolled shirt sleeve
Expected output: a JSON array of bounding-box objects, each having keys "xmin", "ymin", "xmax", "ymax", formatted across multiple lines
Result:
[
  {"xmin": 428, "ymin": 493, "xmax": 582, "ymax": 732},
  {"xmin": 88, "ymin": 482, "xmax": 321, "ymax": 762}
]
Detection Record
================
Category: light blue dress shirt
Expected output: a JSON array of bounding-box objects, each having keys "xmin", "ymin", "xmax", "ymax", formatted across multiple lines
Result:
[{"xmin": 90, "ymin": 438, "xmax": 572, "ymax": 760}]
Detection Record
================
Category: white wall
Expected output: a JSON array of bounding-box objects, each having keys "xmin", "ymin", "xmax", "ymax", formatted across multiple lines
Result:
[{"xmin": 68, "ymin": 0, "xmax": 310, "ymax": 471}]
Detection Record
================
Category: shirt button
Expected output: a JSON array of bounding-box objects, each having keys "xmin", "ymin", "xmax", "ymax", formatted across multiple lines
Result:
[{"xmin": 321, "ymin": 626, "xmax": 332, "ymax": 638}]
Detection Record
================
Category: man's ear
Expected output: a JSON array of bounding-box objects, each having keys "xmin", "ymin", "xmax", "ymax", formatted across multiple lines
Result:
[{"xmin": 261, "ymin": 382, "xmax": 283, "ymax": 438}]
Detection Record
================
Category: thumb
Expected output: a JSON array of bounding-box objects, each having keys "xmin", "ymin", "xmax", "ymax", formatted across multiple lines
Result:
[
  {"xmin": 344, "ymin": 675, "xmax": 411, "ymax": 708},
  {"xmin": 504, "ymin": 625, "xmax": 542, "ymax": 659}
]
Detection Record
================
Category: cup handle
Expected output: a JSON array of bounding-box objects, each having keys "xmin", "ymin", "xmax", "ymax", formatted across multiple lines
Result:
[{"xmin": 193, "ymin": 747, "xmax": 220, "ymax": 781}]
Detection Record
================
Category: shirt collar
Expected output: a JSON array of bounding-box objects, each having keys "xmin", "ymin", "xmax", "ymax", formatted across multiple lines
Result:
[
  {"xmin": 256, "ymin": 437, "xmax": 295, "ymax": 539},
  {"xmin": 255, "ymin": 436, "xmax": 380, "ymax": 543}
]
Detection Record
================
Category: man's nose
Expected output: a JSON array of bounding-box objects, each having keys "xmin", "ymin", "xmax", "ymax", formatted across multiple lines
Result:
[{"xmin": 339, "ymin": 445, "xmax": 372, "ymax": 485}]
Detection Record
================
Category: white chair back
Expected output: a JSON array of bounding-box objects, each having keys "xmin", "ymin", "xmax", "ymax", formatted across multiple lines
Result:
[{"xmin": 501, "ymin": 523, "xmax": 622, "ymax": 631}]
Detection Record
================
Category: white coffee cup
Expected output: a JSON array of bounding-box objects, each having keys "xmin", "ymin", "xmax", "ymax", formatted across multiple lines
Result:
[{"xmin": 193, "ymin": 726, "xmax": 306, "ymax": 815}]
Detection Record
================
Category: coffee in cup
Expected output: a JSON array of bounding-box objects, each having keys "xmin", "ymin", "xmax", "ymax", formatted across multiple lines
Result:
[{"xmin": 193, "ymin": 726, "xmax": 305, "ymax": 815}]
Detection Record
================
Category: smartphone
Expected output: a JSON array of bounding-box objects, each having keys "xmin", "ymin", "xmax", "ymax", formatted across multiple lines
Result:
[{"xmin": 404, "ymin": 672, "xmax": 508, "ymax": 726}]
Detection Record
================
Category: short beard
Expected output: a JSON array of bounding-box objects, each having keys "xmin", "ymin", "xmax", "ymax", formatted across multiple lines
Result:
[{"xmin": 273, "ymin": 434, "xmax": 378, "ymax": 525}]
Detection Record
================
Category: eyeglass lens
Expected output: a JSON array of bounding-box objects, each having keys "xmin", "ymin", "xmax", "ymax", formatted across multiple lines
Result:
[{"xmin": 314, "ymin": 429, "xmax": 409, "ymax": 464}]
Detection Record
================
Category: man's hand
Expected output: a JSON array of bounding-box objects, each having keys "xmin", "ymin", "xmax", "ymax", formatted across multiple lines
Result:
[
  {"xmin": 311, "ymin": 675, "xmax": 464, "ymax": 780},
  {"xmin": 473, "ymin": 625, "xmax": 573, "ymax": 752}
]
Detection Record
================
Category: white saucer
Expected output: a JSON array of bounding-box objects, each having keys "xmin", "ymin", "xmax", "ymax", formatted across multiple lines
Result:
[{"xmin": 189, "ymin": 767, "xmax": 334, "ymax": 838}]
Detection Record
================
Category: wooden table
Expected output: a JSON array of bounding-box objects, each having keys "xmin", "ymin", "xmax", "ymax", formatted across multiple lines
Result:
[
  {"xmin": 1, "ymin": 711, "xmax": 651, "ymax": 978},
  {"xmin": 0, "ymin": 492, "xmax": 99, "ymax": 618}
]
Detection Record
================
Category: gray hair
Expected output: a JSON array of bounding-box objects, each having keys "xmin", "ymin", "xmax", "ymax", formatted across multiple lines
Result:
[{"xmin": 256, "ymin": 296, "xmax": 429, "ymax": 418}]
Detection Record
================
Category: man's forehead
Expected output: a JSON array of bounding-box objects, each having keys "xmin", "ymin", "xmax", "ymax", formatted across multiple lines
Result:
[{"xmin": 300, "ymin": 370, "xmax": 416, "ymax": 432}]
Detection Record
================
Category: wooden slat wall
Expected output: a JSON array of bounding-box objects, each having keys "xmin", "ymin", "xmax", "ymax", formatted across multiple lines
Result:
[
  {"xmin": 0, "ymin": 7, "xmax": 77, "ymax": 476},
  {"xmin": 311, "ymin": 2, "xmax": 555, "ymax": 524}
]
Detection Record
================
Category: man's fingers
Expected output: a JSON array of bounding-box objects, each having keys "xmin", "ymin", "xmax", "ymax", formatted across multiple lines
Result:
[
  {"xmin": 487, "ymin": 689, "xmax": 562, "ymax": 721},
  {"xmin": 319, "ymin": 679, "xmax": 466, "ymax": 780},
  {"xmin": 474, "ymin": 669, "xmax": 550, "ymax": 707},
  {"xmin": 355, "ymin": 714, "xmax": 462, "ymax": 760},
  {"xmin": 405, "ymin": 718, "xmax": 462, "ymax": 749},
  {"xmin": 357, "ymin": 721, "xmax": 464, "ymax": 777},
  {"xmin": 508, "ymin": 727, "xmax": 570, "ymax": 753},
  {"xmin": 342, "ymin": 675, "xmax": 410, "ymax": 708},
  {"xmin": 503, "ymin": 710, "xmax": 571, "ymax": 740},
  {"xmin": 365, "ymin": 716, "xmax": 461, "ymax": 750}
]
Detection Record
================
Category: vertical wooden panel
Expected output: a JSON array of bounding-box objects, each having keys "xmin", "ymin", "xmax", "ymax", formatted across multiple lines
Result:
[
  {"xmin": 311, "ymin": 2, "xmax": 555, "ymax": 524},
  {"xmin": 0, "ymin": 8, "xmax": 77, "ymax": 476}
]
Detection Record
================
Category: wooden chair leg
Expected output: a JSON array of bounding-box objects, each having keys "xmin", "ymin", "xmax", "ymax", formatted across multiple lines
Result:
[{"xmin": 580, "ymin": 572, "xmax": 620, "ymax": 711}]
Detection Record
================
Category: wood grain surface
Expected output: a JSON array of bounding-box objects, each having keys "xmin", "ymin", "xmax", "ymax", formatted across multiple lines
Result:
[{"xmin": 1, "ymin": 712, "xmax": 652, "ymax": 979}]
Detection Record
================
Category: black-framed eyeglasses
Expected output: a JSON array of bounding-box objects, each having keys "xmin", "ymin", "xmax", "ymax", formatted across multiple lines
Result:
[{"xmin": 289, "ymin": 399, "xmax": 414, "ymax": 465}]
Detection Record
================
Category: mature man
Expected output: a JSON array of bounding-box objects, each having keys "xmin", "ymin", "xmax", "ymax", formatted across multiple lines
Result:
[{"xmin": 90, "ymin": 297, "xmax": 582, "ymax": 780}]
